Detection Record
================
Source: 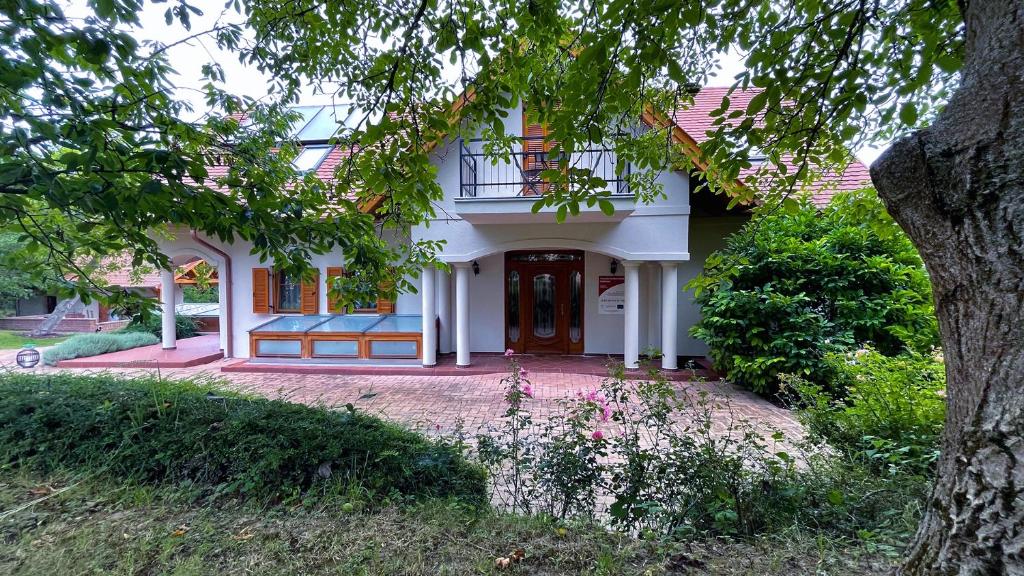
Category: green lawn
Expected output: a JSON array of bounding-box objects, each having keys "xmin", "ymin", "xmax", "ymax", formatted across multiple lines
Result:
[
  {"xmin": 0, "ymin": 329, "xmax": 68, "ymax": 349},
  {"xmin": 0, "ymin": 474, "xmax": 892, "ymax": 576}
]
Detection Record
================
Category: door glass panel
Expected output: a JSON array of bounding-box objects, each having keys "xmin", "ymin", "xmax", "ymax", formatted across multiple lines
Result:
[
  {"xmin": 533, "ymin": 274, "xmax": 556, "ymax": 338},
  {"xmin": 507, "ymin": 271, "xmax": 520, "ymax": 343},
  {"xmin": 569, "ymin": 270, "xmax": 582, "ymax": 343}
]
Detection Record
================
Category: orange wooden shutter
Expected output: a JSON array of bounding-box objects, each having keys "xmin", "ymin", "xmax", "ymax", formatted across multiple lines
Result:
[
  {"xmin": 252, "ymin": 268, "xmax": 271, "ymax": 314},
  {"xmin": 522, "ymin": 106, "xmax": 552, "ymax": 196},
  {"xmin": 326, "ymin": 267, "xmax": 344, "ymax": 313},
  {"xmin": 376, "ymin": 280, "xmax": 395, "ymax": 314},
  {"xmin": 300, "ymin": 270, "xmax": 320, "ymax": 315},
  {"xmin": 522, "ymin": 107, "xmax": 548, "ymax": 165}
]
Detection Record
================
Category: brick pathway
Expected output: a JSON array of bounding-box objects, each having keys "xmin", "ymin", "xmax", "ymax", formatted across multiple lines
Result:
[{"xmin": 0, "ymin": 350, "xmax": 804, "ymax": 442}]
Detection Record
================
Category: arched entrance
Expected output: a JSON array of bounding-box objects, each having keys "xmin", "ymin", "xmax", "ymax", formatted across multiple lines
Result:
[{"xmin": 164, "ymin": 248, "xmax": 230, "ymax": 356}]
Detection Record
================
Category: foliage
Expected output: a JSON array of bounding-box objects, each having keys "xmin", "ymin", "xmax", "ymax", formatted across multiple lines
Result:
[
  {"xmin": 41, "ymin": 331, "xmax": 159, "ymax": 365},
  {"xmin": 240, "ymin": 0, "xmax": 962, "ymax": 218},
  {"xmin": 783, "ymin": 349, "xmax": 946, "ymax": 476},
  {"xmin": 690, "ymin": 191, "xmax": 938, "ymax": 394},
  {"xmin": 477, "ymin": 357, "xmax": 926, "ymax": 543},
  {"xmin": 0, "ymin": 373, "xmax": 486, "ymax": 504},
  {"xmin": 182, "ymin": 285, "xmax": 219, "ymax": 303},
  {"xmin": 1, "ymin": 0, "xmax": 966, "ymax": 309},
  {"xmin": 0, "ymin": 330, "xmax": 67, "ymax": 350},
  {"xmin": 0, "ymin": 233, "xmax": 53, "ymax": 317},
  {"xmin": 123, "ymin": 313, "xmax": 199, "ymax": 340},
  {"xmin": 0, "ymin": 0, "xmax": 435, "ymax": 313}
]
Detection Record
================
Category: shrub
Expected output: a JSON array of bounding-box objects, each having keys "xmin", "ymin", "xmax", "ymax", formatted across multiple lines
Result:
[
  {"xmin": 690, "ymin": 190, "xmax": 939, "ymax": 395},
  {"xmin": 0, "ymin": 373, "xmax": 486, "ymax": 504},
  {"xmin": 42, "ymin": 331, "xmax": 159, "ymax": 365},
  {"xmin": 477, "ymin": 356, "xmax": 925, "ymax": 541},
  {"xmin": 783, "ymin": 348, "xmax": 946, "ymax": 476},
  {"xmin": 123, "ymin": 313, "xmax": 199, "ymax": 340},
  {"xmin": 182, "ymin": 285, "xmax": 218, "ymax": 303}
]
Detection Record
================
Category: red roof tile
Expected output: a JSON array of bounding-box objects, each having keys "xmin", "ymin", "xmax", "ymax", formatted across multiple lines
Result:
[
  {"xmin": 672, "ymin": 87, "xmax": 871, "ymax": 206},
  {"xmin": 66, "ymin": 256, "xmax": 161, "ymax": 288}
]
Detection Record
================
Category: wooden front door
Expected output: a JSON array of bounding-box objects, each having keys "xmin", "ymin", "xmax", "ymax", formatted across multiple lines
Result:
[{"xmin": 505, "ymin": 251, "xmax": 584, "ymax": 354}]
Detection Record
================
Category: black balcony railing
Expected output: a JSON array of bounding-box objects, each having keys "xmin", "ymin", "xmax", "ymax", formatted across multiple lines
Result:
[{"xmin": 459, "ymin": 137, "xmax": 631, "ymax": 198}]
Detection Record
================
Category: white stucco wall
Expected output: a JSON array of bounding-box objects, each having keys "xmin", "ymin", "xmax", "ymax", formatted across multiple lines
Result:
[
  {"xmin": 156, "ymin": 215, "xmax": 743, "ymax": 360},
  {"xmin": 153, "ymin": 100, "xmax": 747, "ymax": 360}
]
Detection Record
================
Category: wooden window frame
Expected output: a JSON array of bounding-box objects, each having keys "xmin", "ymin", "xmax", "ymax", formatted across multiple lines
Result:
[
  {"xmin": 327, "ymin": 267, "xmax": 393, "ymax": 314},
  {"xmin": 274, "ymin": 270, "xmax": 302, "ymax": 314}
]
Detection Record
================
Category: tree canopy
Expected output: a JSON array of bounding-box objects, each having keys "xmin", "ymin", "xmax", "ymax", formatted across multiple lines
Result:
[
  {"xmin": 0, "ymin": 0, "xmax": 434, "ymax": 309},
  {"xmin": 1, "ymin": 0, "xmax": 965, "ymax": 308}
]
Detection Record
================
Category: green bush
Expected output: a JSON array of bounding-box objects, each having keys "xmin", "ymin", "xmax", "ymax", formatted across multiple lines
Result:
[
  {"xmin": 123, "ymin": 313, "xmax": 199, "ymax": 340},
  {"xmin": 182, "ymin": 285, "xmax": 218, "ymax": 303},
  {"xmin": 690, "ymin": 190, "xmax": 939, "ymax": 395},
  {"xmin": 784, "ymin": 349, "xmax": 946, "ymax": 476},
  {"xmin": 41, "ymin": 331, "xmax": 160, "ymax": 365},
  {"xmin": 477, "ymin": 358, "xmax": 926, "ymax": 542},
  {"xmin": 0, "ymin": 373, "xmax": 486, "ymax": 504}
]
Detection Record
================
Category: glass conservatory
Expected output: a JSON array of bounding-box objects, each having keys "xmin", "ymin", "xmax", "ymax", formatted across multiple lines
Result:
[{"xmin": 249, "ymin": 314, "xmax": 424, "ymax": 360}]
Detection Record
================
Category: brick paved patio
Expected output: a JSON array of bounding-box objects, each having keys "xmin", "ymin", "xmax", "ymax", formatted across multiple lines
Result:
[{"xmin": 0, "ymin": 349, "xmax": 804, "ymax": 441}]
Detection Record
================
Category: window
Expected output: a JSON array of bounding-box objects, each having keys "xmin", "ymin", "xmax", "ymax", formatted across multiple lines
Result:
[
  {"xmin": 569, "ymin": 270, "xmax": 582, "ymax": 343},
  {"xmin": 276, "ymin": 272, "xmax": 302, "ymax": 313},
  {"xmin": 507, "ymin": 270, "xmax": 520, "ymax": 344},
  {"xmin": 532, "ymin": 273, "xmax": 556, "ymax": 338},
  {"xmin": 292, "ymin": 146, "xmax": 332, "ymax": 172}
]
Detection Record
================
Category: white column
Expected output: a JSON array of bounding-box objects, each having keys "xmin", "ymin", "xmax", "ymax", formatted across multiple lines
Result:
[
  {"xmin": 646, "ymin": 263, "xmax": 661, "ymax": 351},
  {"xmin": 454, "ymin": 263, "xmax": 471, "ymax": 367},
  {"xmin": 623, "ymin": 261, "xmax": 641, "ymax": 369},
  {"xmin": 436, "ymin": 267, "xmax": 452, "ymax": 354},
  {"xmin": 661, "ymin": 262, "xmax": 678, "ymax": 370},
  {"xmin": 160, "ymin": 268, "xmax": 177, "ymax": 350},
  {"xmin": 421, "ymin": 265, "xmax": 437, "ymax": 366},
  {"xmin": 217, "ymin": 265, "xmax": 228, "ymax": 354}
]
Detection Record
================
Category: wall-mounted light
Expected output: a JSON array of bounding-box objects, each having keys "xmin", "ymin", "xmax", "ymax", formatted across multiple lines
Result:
[
  {"xmin": 610, "ymin": 259, "xmax": 619, "ymax": 275},
  {"xmin": 472, "ymin": 260, "xmax": 480, "ymax": 275}
]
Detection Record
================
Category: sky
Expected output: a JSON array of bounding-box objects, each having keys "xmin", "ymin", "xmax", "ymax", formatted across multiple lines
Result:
[{"xmin": 66, "ymin": 0, "xmax": 885, "ymax": 165}]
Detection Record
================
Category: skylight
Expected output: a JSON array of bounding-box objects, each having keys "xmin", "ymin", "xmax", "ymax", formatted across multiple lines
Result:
[{"xmin": 292, "ymin": 146, "xmax": 332, "ymax": 172}]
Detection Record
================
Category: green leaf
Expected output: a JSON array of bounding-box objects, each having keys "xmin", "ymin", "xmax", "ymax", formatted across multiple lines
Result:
[
  {"xmin": 899, "ymin": 102, "xmax": 918, "ymax": 126},
  {"xmin": 745, "ymin": 91, "xmax": 768, "ymax": 116}
]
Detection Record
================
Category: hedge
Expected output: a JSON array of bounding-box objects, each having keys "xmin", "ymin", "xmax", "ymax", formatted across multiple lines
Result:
[{"xmin": 0, "ymin": 373, "xmax": 486, "ymax": 504}]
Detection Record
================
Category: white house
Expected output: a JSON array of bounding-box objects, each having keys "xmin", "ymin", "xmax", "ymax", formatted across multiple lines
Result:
[{"xmin": 155, "ymin": 88, "xmax": 870, "ymax": 370}]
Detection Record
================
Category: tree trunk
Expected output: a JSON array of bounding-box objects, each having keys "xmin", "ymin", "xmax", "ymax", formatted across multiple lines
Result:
[
  {"xmin": 29, "ymin": 295, "xmax": 81, "ymax": 337},
  {"xmin": 870, "ymin": 2, "xmax": 1024, "ymax": 574}
]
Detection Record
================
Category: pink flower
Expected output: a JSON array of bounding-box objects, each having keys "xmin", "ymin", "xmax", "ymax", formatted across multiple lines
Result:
[
  {"xmin": 522, "ymin": 384, "xmax": 534, "ymax": 398},
  {"xmin": 591, "ymin": 430, "xmax": 604, "ymax": 441},
  {"xmin": 520, "ymin": 368, "xmax": 529, "ymax": 377},
  {"xmin": 600, "ymin": 404, "xmax": 612, "ymax": 422},
  {"xmin": 585, "ymin": 390, "xmax": 599, "ymax": 402},
  {"xmin": 505, "ymin": 348, "xmax": 514, "ymax": 357}
]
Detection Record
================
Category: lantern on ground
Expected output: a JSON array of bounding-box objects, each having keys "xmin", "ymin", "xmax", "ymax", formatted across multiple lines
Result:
[{"xmin": 16, "ymin": 344, "xmax": 40, "ymax": 369}]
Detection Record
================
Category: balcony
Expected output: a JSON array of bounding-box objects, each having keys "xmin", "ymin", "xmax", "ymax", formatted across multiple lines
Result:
[{"xmin": 455, "ymin": 137, "xmax": 635, "ymax": 224}]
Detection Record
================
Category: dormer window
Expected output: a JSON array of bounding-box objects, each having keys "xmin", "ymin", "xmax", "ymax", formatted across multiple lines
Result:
[{"xmin": 292, "ymin": 146, "xmax": 332, "ymax": 173}]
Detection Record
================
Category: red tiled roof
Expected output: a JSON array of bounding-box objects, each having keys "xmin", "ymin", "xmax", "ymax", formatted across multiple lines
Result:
[
  {"xmin": 102, "ymin": 268, "xmax": 161, "ymax": 288},
  {"xmin": 672, "ymin": 87, "xmax": 871, "ymax": 206},
  {"xmin": 66, "ymin": 256, "xmax": 161, "ymax": 288},
  {"xmin": 315, "ymin": 144, "xmax": 354, "ymax": 183}
]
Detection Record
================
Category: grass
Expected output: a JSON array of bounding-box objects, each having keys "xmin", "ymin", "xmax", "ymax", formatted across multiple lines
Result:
[
  {"xmin": 0, "ymin": 330, "xmax": 67, "ymax": 350},
  {"xmin": 0, "ymin": 473, "xmax": 896, "ymax": 575}
]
